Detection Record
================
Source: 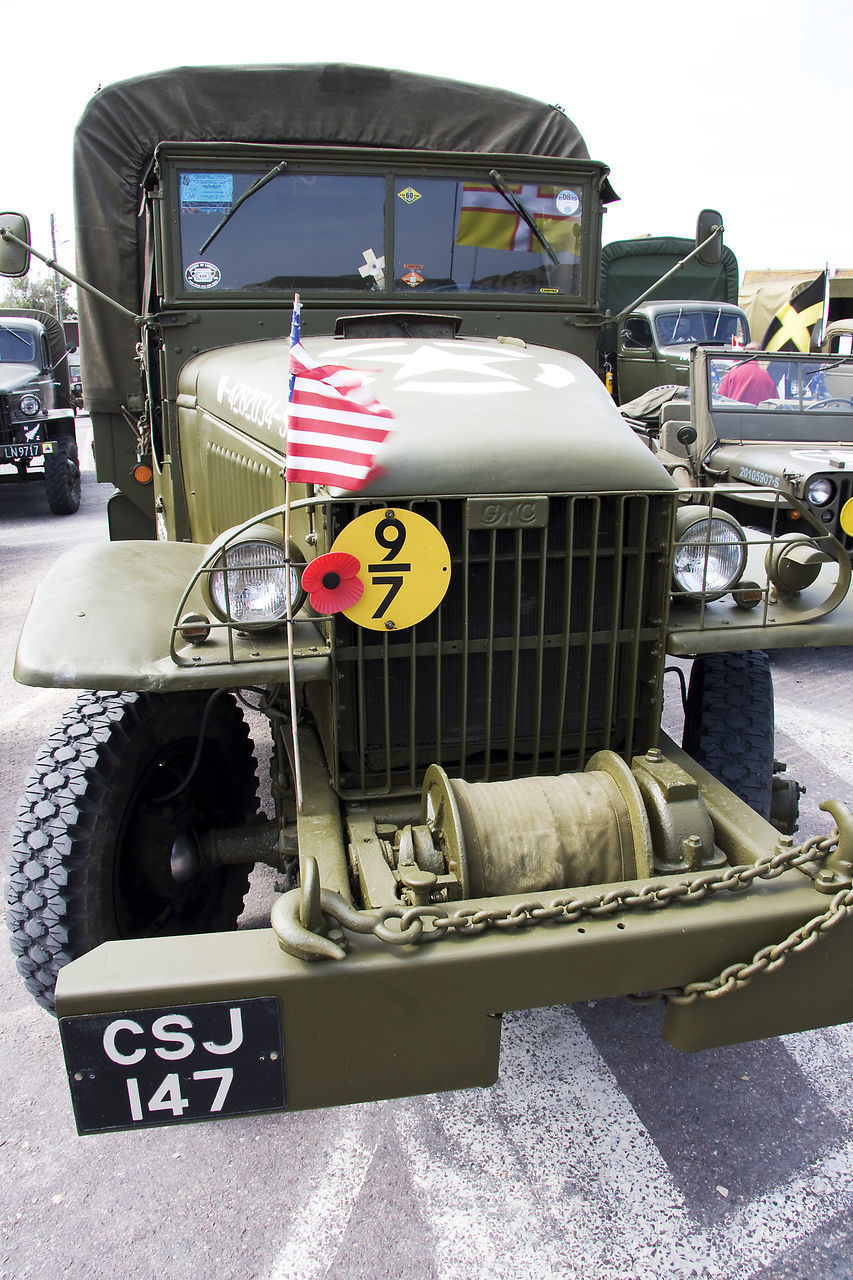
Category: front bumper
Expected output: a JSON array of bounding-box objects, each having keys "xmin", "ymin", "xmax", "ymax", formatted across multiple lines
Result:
[{"xmin": 55, "ymin": 854, "xmax": 853, "ymax": 1123}]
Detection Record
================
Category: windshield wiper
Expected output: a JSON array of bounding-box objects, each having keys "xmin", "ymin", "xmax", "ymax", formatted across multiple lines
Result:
[
  {"xmin": 488, "ymin": 169, "xmax": 559, "ymax": 265},
  {"xmin": 198, "ymin": 160, "xmax": 289, "ymax": 255}
]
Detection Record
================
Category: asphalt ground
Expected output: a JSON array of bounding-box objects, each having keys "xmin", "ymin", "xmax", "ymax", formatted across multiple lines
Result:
[{"xmin": 0, "ymin": 426, "xmax": 852, "ymax": 1279}]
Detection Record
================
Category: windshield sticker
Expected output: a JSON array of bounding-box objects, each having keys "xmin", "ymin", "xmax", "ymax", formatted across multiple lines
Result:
[
  {"xmin": 358, "ymin": 249, "xmax": 386, "ymax": 289},
  {"xmin": 397, "ymin": 187, "xmax": 422, "ymax": 205},
  {"xmin": 555, "ymin": 189, "xmax": 580, "ymax": 216},
  {"xmin": 185, "ymin": 261, "xmax": 222, "ymax": 290},
  {"xmin": 401, "ymin": 265, "xmax": 424, "ymax": 288},
  {"xmin": 180, "ymin": 173, "xmax": 234, "ymax": 214}
]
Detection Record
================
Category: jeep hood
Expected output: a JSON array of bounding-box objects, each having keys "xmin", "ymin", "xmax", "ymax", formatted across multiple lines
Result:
[
  {"xmin": 711, "ymin": 440, "xmax": 853, "ymax": 490},
  {"xmin": 180, "ymin": 335, "xmax": 675, "ymax": 496},
  {"xmin": 0, "ymin": 363, "xmax": 40, "ymax": 393}
]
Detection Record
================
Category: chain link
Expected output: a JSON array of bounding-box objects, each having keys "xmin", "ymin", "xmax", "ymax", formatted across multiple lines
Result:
[{"xmin": 326, "ymin": 831, "xmax": 845, "ymax": 1001}]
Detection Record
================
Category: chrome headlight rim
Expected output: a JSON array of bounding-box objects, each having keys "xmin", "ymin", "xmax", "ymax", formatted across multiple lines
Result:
[
  {"xmin": 805, "ymin": 476, "xmax": 836, "ymax": 507},
  {"xmin": 17, "ymin": 393, "xmax": 41, "ymax": 416},
  {"xmin": 202, "ymin": 524, "xmax": 306, "ymax": 631},
  {"xmin": 672, "ymin": 506, "xmax": 748, "ymax": 601}
]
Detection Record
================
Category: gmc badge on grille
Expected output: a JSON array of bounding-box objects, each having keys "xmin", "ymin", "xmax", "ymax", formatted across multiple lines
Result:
[{"xmin": 466, "ymin": 498, "xmax": 549, "ymax": 529}]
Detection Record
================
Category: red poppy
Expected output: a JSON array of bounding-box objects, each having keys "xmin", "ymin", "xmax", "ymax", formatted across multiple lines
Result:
[{"xmin": 301, "ymin": 552, "xmax": 364, "ymax": 614}]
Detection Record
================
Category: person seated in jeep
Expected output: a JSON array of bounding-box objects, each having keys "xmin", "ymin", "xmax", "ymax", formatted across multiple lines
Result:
[{"xmin": 717, "ymin": 345, "xmax": 778, "ymax": 404}]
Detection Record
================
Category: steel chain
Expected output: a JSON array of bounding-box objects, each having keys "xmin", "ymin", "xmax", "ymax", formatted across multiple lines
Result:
[{"xmin": 346, "ymin": 831, "xmax": 845, "ymax": 1001}]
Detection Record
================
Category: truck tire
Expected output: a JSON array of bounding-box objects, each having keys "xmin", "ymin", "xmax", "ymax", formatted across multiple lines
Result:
[
  {"xmin": 681, "ymin": 651, "xmax": 774, "ymax": 817},
  {"xmin": 7, "ymin": 690, "xmax": 258, "ymax": 1012},
  {"xmin": 44, "ymin": 434, "xmax": 81, "ymax": 515}
]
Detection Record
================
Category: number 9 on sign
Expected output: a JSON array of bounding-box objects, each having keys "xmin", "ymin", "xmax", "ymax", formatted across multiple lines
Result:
[{"xmin": 330, "ymin": 508, "xmax": 451, "ymax": 631}]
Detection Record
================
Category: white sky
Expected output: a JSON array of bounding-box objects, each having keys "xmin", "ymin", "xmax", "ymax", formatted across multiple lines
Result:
[{"xmin": 5, "ymin": 0, "xmax": 851, "ymax": 287}]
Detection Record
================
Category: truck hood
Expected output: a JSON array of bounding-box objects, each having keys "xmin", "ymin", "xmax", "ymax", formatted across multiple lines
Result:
[
  {"xmin": 711, "ymin": 441, "xmax": 853, "ymax": 490},
  {"xmin": 181, "ymin": 335, "xmax": 675, "ymax": 496},
  {"xmin": 0, "ymin": 363, "xmax": 40, "ymax": 393}
]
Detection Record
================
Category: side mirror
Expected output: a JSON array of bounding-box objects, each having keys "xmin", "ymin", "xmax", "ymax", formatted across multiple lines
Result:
[
  {"xmin": 0, "ymin": 214, "xmax": 32, "ymax": 277},
  {"xmin": 696, "ymin": 209, "xmax": 723, "ymax": 267}
]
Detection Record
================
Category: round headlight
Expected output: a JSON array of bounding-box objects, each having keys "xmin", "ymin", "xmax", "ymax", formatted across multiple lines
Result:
[
  {"xmin": 805, "ymin": 476, "xmax": 835, "ymax": 506},
  {"xmin": 206, "ymin": 532, "xmax": 305, "ymax": 630},
  {"xmin": 18, "ymin": 394, "xmax": 40, "ymax": 415},
  {"xmin": 673, "ymin": 508, "xmax": 747, "ymax": 600}
]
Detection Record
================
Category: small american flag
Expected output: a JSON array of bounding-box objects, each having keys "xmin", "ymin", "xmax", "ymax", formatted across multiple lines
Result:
[{"xmin": 285, "ymin": 296, "xmax": 395, "ymax": 490}]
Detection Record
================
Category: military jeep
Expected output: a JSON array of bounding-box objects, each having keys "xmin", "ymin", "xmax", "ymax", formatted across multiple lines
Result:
[
  {"xmin": 0, "ymin": 306, "xmax": 80, "ymax": 514},
  {"xmin": 631, "ymin": 346, "xmax": 853, "ymax": 553},
  {"xmin": 2, "ymin": 65, "xmax": 853, "ymax": 1135}
]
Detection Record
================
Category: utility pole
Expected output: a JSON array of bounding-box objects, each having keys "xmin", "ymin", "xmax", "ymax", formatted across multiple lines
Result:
[{"xmin": 50, "ymin": 213, "xmax": 63, "ymax": 320}]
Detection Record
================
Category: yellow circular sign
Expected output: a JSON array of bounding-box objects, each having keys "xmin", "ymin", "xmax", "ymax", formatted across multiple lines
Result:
[
  {"xmin": 841, "ymin": 496, "xmax": 853, "ymax": 538},
  {"xmin": 330, "ymin": 507, "xmax": 451, "ymax": 631}
]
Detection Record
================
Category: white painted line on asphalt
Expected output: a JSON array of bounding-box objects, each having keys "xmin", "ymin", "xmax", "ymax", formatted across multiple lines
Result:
[
  {"xmin": 262, "ymin": 1009, "xmax": 853, "ymax": 1280},
  {"xmin": 775, "ymin": 701, "xmax": 853, "ymax": 781},
  {"xmin": 267, "ymin": 1109, "xmax": 376, "ymax": 1280},
  {"xmin": 395, "ymin": 1008, "xmax": 717, "ymax": 1280},
  {"xmin": 0, "ymin": 689, "xmax": 71, "ymax": 732}
]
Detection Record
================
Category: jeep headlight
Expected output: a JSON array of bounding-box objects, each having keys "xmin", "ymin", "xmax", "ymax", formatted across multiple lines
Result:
[
  {"xmin": 805, "ymin": 476, "xmax": 835, "ymax": 506},
  {"xmin": 672, "ymin": 507, "xmax": 747, "ymax": 600},
  {"xmin": 204, "ymin": 525, "xmax": 305, "ymax": 629},
  {"xmin": 18, "ymin": 394, "xmax": 41, "ymax": 416}
]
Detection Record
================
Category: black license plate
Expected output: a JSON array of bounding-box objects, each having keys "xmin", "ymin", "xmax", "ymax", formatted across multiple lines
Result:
[
  {"xmin": 59, "ymin": 996, "xmax": 286, "ymax": 1134},
  {"xmin": 1, "ymin": 442, "xmax": 42, "ymax": 460}
]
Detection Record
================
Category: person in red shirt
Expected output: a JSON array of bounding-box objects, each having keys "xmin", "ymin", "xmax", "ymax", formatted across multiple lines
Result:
[{"xmin": 717, "ymin": 347, "xmax": 779, "ymax": 404}]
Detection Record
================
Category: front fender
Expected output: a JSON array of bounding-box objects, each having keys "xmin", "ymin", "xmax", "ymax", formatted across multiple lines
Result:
[{"xmin": 14, "ymin": 540, "xmax": 328, "ymax": 692}]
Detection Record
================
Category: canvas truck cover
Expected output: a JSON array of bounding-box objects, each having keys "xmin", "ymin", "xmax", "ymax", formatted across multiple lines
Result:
[
  {"xmin": 72, "ymin": 64, "xmax": 597, "ymax": 415},
  {"xmin": 599, "ymin": 236, "xmax": 740, "ymax": 317}
]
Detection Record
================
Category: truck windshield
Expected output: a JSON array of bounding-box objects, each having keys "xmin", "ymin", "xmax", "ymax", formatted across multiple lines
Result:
[
  {"xmin": 655, "ymin": 309, "xmax": 747, "ymax": 346},
  {"xmin": 0, "ymin": 326, "xmax": 36, "ymax": 362},
  {"xmin": 710, "ymin": 353, "xmax": 853, "ymax": 420},
  {"xmin": 176, "ymin": 167, "xmax": 584, "ymax": 298}
]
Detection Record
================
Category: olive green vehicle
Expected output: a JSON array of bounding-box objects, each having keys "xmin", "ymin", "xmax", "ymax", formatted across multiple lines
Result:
[
  {"xmin": 0, "ymin": 306, "xmax": 80, "ymax": 514},
  {"xmin": 2, "ymin": 66, "xmax": 853, "ymax": 1135},
  {"xmin": 598, "ymin": 234, "xmax": 750, "ymax": 403},
  {"xmin": 628, "ymin": 347, "xmax": 853, "ymax": 553}
]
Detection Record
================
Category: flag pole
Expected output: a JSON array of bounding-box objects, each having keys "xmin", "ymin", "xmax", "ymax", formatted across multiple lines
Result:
[
  {"xmin": 820, "ymin": 263, "xmax": 831, "ymax": 347},
  {"xmin": 285, "ymin": 295, "xmax": 304, "ymax": 812}
]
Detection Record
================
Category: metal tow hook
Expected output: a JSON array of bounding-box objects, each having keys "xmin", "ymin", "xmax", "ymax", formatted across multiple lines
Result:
[
  {"xmin": 814, "ymin": 800, "xmax": 853, "ymax": 892},
  {"xmin": 270, "ymin": 855, "xmax": 428, "ymax": 960},
  {"xmin": 270, "ymin": 855, "xmax": 379, "ymax": 960}
]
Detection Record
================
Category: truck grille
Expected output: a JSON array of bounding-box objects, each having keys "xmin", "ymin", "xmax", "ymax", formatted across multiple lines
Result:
[
  {"xmin": 329, "ymin": 493, "xmax": 674, "ymax": 795},
  {"xmin": 0, "ymin": 396, "xmax": 12, "ymax": 446}
]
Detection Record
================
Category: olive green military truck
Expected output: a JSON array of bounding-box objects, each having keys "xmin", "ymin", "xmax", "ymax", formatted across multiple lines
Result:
[
  {"xmin": 2, "ymin": 66, "xmax": 852, "ymax": 1135},
  {"xmin": 0, "ymin": 306, "xmax": 80, "ymax": 513},
  {"xmin": 598, "ymin": 235, "xmax": 750, "ymax": 403}
]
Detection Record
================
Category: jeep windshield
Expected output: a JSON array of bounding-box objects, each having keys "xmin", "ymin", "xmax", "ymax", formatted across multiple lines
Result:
[
  {"xmin": 655, "ymin": 308, "xmax": 747, "ymax": 347},
  {"xmin": 709, "ymin": 352, "xmax": 853, "ymax": 431},
  {"xmin": 175, "ymin": 166, "xmax": 585, "ymax": 298}
]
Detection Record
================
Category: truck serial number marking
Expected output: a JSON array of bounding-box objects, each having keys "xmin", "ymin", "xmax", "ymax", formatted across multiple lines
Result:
[
  {"xmin": 59, "ymin": 997, "xmax": 285, "ymax": 1134},
  {"xmin": 738, "ymin": 466, "xmax": 780, "ymax": 489}
]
